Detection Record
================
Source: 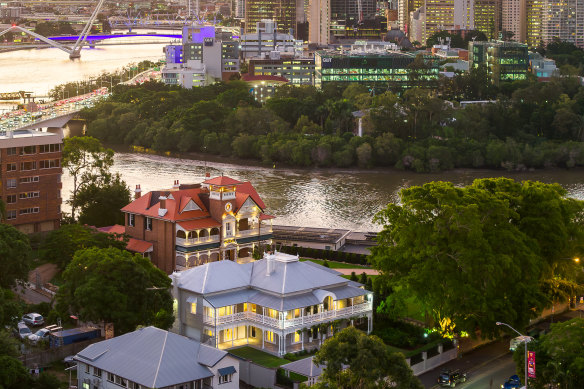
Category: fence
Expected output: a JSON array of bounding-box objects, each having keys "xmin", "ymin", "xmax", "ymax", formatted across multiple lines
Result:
[
  {"xmin": 18, "ymin": 338, "xmax": 102, "ymax": 369},
  {"xmin": 237, "ymin": 358, "xmax": 278, "ymax": 389},
  {"xmin": 407, "ymin": 341, "xmax": 458, "ymax": 376}
]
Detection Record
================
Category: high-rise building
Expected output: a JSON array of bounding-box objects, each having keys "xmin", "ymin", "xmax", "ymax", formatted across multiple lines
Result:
[
  {"xmin": 398, "ymin": 0, "xmax": 425, "ymax": 33},
  {"xmin": 0, "ymin": 129, "xmax": 62, "ymax": 234},
  {"xmin": 245, "ymin": 0, "xmax": 297, "ymax": 36},
  {"xmin": 526, "ymin": 0, "xmax": 544, "ymax": 47},
  {"xmin": 541, "ymin": 0, "xmax": 584, "ymax": 48},
  {"xmin": 501, "ymin": 0, "xmax": 525, "ymax": 41},
  {"xmin": 473, "ymin": 0, "xmax": 501, "ymax": 39},
  {"xmin": 424, "ymin": 0, "xmax": 456, "ymax": 39},
  {"xmin": 240, "ymin": 20, "xmax": 303, "ymax": 59},
  {"xmin": 308, "ymin": 0, "xmax": 331, "ymax": 44}
]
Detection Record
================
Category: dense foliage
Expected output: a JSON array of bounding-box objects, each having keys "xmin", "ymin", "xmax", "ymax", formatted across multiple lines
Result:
[
  {"xmin": 56, "ymin": 247, "xmax": 174, "ymax": 335},
  {"xmin": 0, "ymin": 224, "xmax": 31, "ymax": 289},
  {"xmin": 81, "ymin": 73, "xmax": 584, "ymax": 171},
  {"xmin": 513, "ymin": 318, "xmax": 584, "ymax": 389},
  {"xmin": 370, "ymin": 178, "xmax": 584, "ymax": 338},
  {"xmin": 312, "ymin": 327, "xmax": 423, "ymax": 389}
]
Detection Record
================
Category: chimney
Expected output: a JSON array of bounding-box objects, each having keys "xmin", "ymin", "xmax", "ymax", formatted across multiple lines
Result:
[
  {"xmin": 134, "ymin": 184, "xmax": 142, "ymax": 199},
  {"xmin": 158, "ymin": 196, "xmax": 168, "ymax": 217},
  {"xmin": 173, "ymin": 180, "xmax": 180, "ymax": 189},
  {"xmin": 205, "ymin": 172, "xmax": 211, "ymax": 178}
]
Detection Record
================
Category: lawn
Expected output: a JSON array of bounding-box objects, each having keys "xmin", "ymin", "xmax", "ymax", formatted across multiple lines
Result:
[
  {"xmin": 228, "ymin": 346, "xmax": 289, "ymax": 368},
  {"xmin": 300, "ymin": 258, "xmax": 369, "ymax": 269}
]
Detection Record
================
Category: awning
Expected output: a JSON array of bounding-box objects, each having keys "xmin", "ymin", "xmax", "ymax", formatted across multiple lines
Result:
[
  {"xmin": 204, "ymin": 289, "xmax": 255, "ymax": 308},
  {"xmin": 218, "ymin": 366, "xmax": 237, "ymax": 376},
  {"xmin": 324, "ymin": 285, "xmax": 370, "ymax": 300}
]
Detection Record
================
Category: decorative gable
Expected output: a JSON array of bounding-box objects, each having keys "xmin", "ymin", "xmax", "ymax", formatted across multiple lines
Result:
[
  {"xmin": 237, "ymin": 197, "xmax": 259, "ymax": 216},
  {"xmin": 182, "ymin": 199, "xmax": 201, "ymax": 212}
]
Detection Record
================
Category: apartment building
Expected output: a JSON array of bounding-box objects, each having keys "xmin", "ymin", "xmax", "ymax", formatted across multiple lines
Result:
[{"xmin": 0, "ymin": 129, "xmax": 62, "ymax": 233}]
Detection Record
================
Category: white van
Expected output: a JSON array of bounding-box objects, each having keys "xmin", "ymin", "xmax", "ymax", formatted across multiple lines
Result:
[{"xmin": 510, "ymin": 335, "xmax": 533, "ymax": 351}]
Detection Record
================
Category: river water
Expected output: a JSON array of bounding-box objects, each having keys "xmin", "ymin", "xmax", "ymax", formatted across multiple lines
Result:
[
  {"xmin": 2, "ymin": 37, "xmax": 584, "ymax": 231},
  {"xmin": 59, "ymin": 152, "xmax": 584, "ymax": 232}
]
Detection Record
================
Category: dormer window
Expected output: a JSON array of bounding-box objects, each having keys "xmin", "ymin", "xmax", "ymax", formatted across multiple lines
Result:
[{"xmin": 128, "ymin": 213, "xmax": 135, "ymax": 227}]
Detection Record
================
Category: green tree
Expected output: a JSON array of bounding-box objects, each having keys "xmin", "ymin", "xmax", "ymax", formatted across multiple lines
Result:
[
  {"xmin": 312, "ymin": 327, "xmax": 423, "ymax": 389},
  {"xmin": 0, "ymin": 355, "xmax": 30, "ymax": 389},
  {"xmin": 513, "ymin": 318, "xmax": 584, "ymax": 388},
  {"xmin": 369, "ymin": 178, "xmax": 584, "ymax": 337},
  {"xmin": 75, "ymin": 174, "xmax": 131, "ymax": 227},
  {"xmin": 0, "ymin": 224, "xmax": 31, "ymax": 289},
  {"xmin": 62, "ymin": 137, "xmax": 115, "ymax": 220},
  {"xmin": 56, "ymin": 247, "xmax": 173, "ymax": 335},
  {"xmin": 41, "ymin": 224, "xmax": 127, "ymax": 270}
]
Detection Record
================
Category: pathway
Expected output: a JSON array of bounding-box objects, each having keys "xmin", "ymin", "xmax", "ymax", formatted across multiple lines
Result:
[{"xmin": 334, "ymin": 268, "xmax": 380, "ymax": 276}]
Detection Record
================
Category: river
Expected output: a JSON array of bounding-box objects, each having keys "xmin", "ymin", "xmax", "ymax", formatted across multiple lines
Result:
[
  {"xmin": 61, "ymin": 152, "xmax": 584, "ymax": 232},
  {"xmin": 0, "ymin": 30, "xmax": 171, "ymax": 101},
  {"xmin": 3, "ymin": 36, "xmax": 584, "ymax": 231}
]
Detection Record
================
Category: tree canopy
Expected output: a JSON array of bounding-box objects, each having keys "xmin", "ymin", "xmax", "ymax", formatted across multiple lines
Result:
[
  {"xmin": 0, "ymin": 224, "xmax": 31, "ymax": 289},
  {"xmin": 312, "ymin": 327, "xmax": 423, "ymax": 389},
  {"xmin": 56, "ymin": 247, "xmax": 174, "ymax": 335},
  {"xmin": 370, "ymin": 178, "xmax": 584, "ymax": 337},
  {"xmin": 41, "ymin": 224, "xmax": 128, "ymax": 270},
  {"xmin": 513, "ymin": 318, "xmax": 584, "ymax": 389}
]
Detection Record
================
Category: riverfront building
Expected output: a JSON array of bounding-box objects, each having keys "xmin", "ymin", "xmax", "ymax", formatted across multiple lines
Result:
[
  {"xmin": 314, "ymin": 49, "xmax": 440, "ymax": 90},
  {"xmin": 172, "ymin": 251, "xmax": 373, "ymax": 355},
  {"xmin": 469, "ymin": 40, "xmax": 529, "ymax": 85},
  {"xmin": 161, "ymin": 26, "xmax": 239, "ymax": 88},
  {"xmin": 120, "ymin": 175, "xmax": 274, "ymax": 274},
  {"xmin": 248, "ymin": 55, "xmax": 315, "ymax": 85},
  {"xmin": 0, "ymin": 129, "xmax": 62, "ymax": 233}
]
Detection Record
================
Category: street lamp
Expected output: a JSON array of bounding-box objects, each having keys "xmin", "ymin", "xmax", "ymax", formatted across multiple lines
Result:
[{"xmin": 497, "ymin": 321, "xmax": 528, "ymax": 389}]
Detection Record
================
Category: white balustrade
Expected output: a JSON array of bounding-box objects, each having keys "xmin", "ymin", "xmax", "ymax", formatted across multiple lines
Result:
[
  {"xmin": 203, "ymin": 302, "xmax": 372, "ymax": 330},
  {"xmin": 176, "ymin": 235, "xmax": 220, "ymax": 247}
]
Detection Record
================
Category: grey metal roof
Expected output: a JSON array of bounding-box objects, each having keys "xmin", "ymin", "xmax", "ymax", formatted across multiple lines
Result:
[
  {"xmin": 75, "ymin": 327, "xmax": 227, "ymax": 388},
  {"xmin": 325, "ymin": 285, "xmax": 369, "ymax": 300},
  {"xmin": 280, "ymin": 356, "xmax": 323, "ymax": 378},
  {"xmin": 204, "ymin": 289, "xmax": 256, "ymax": 308},
  {"xmin": 175, "ymin": 251, "xmax": 349, "ymax": 297},
  {"xmin": 218, "ymin": 366, "xmax": 237, "ymax": 375}
]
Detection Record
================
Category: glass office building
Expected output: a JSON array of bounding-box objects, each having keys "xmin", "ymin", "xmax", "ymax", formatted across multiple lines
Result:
[
  {"xmin": 314, "ymin": 51, "xmax": 440, "ymax": 90},
  {"xmin": 469, "ymin": 41, "xmax": 529, "ymax": 85}
]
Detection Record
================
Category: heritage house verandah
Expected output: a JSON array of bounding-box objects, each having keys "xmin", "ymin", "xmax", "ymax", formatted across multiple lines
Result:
[{"xmin": 172, "ymin": 251, "xmax": 373, "ymax": 356}]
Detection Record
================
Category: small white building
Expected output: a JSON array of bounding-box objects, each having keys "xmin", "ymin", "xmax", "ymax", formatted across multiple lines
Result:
[{"xmin": 75, "ymin": 326, "xmax": 239, "ymax": 389}]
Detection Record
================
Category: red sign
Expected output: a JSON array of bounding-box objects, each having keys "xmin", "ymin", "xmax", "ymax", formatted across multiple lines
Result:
[{"xmin": 528, "ymin": 351, "xmax": 536, "ymax": 378}]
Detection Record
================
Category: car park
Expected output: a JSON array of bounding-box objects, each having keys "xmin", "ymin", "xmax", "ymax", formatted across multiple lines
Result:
[
  {"xmin": 15, "ymin": 322, "xmax": 32, "ymax": 339},
  {"xmin": 22, "ymin": 313, "xmax": 44, "ymax": 326},
  {"xmin": 501, "ymin": 374, "xmax": 522, "ymax": 389},
  {"xmin": 438, "ymin": 370, "xmax": 467, "ymax": 387},
  {"xmin": 28, "ymin": 325, "xmax": 62, "ymax": 344}
]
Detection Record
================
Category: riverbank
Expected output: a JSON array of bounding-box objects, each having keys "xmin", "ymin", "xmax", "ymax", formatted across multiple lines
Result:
[{"xmin": 117, "ymin": 144, "xmax": 584, "ymax": 177}]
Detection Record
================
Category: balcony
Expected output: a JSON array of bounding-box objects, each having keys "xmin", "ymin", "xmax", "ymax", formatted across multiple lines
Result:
[
  {"xmin": 176, "ymin": 235, "xmax": 220, "ymax": 247},
  {"xmin": 202, "ymin": 302, "xmax": 372, "ymax": 329}
]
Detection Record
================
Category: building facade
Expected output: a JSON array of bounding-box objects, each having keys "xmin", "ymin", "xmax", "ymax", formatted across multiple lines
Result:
[
  {"xmin": 315, "ymin": 49, "xmax": 439, "ymax": 90},
  {"xmin": 469, "ymin": 40, "xmax": 529, "ymax": 84},
  {"xmin": 121, "ymin": 176, "xmax": 274, "ymax": 274},
  {"xmin": 172, "ymin": 251, "xmax": 373, "ymax": 356},
  {"xmin": 541, "ymin": 0, "xmax": 584, "ymax": 48},
  {"xmin": 161, "ymin": 25, "xmax": 239, "ymax": 88},
  {"xmin": 239, "ymin": 19, "xmax": 303, "ymax": 59},
  {"xmin": 248, "ymin": 56, "xmax": 315, "ymax": 85},
  {"xmin": 0, "ymin": 129, "xmax": 62, "ymax": 234},
  {"xmin": 473, "ymin": 0, "xmax": 501, "ymax": 39},
  {"xmin": 75, "ymin": 326, "xmax": 239, "ymax": 389},
  {"xmin": 245, "ymin": 0, "xmax": 297, "ymax": 36}
]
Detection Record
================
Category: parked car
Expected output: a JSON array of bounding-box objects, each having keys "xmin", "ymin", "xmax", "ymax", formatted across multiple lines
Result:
[
  {"xmin": 28, "ymin": 325, "xmax": 62, "ymax": 344},
  {"xmin": 501, "ymin": 374, "xmax": 522, "ymax": 389},
  {"xmin": 15, "ymin": 322, "xmax": 32, "ymax": 340},
  {"xmin": 438, "ymin": 370, "xmax": 467, "ymax": 387},
  {"xmin": 22, "ymin": 313, "xmax": 44, "ymax": 327},
  {"xmin": 63, "ymin": 355, "xmax": 75, "ymax": 367}
]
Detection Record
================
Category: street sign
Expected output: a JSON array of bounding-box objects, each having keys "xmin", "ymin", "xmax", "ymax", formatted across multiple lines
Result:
[{"xmin": 528, "ymin": 351, "xmax": 536, "ymax": 378}]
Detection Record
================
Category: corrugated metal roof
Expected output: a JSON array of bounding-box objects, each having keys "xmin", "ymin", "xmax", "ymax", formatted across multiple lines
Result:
[
  {"xmin": 218, "ymin": 366, "xmax": 237, "ymax": 375},
  {"xmin": 205, "ymin": 289, "xmax": 256, "ymax": 308},
  {"xmin": 75, "ymin": 327, "xmax": 224, "ymax": 387},
  {"xmin": 325, "ymin": 285, "xmax": 370, "ymax": 300},
  {"xmin": 280, "ymin": 357, "xmax": 323, "ymax": 378}
]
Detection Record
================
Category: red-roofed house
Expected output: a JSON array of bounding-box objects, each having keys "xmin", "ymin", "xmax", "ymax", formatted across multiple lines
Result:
[{"xmin": 120, "ymin": 176, "xmax": 274, "ymax": 274}]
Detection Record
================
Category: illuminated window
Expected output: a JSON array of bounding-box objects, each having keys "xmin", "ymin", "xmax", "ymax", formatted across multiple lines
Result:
[
  {"xmin": 265, "ymin": 331, "xmax": 275, "ymax": 343},
  {"xmin": 224, "ymin": 328, "xmax": 232, "ymax": 341},
  {"xmin": 191, "ymin": 302, "xmax": 197, "ymax": 314}
]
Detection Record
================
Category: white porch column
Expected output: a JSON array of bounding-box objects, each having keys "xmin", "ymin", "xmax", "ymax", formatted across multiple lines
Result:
[
  {"xmin": 231, "ymin": 326, "xmax": 234, "ymax": 347},
  {"xmin": 262, "ymin": 329, "xmax": 264, "ymax": 349},
  {"xmin": 282, "ymin": 333, "xmax": 286, "ymax": 354},
  {"xmin": 246, "ymin": 325, "xmax": 249, "ymax": 344},
  {"xmin": 351, "ymin": 298, "xmax": 354, "ymax": 314},
  {"xmin": 301, "ymin": 330, "xmax": 304, "ymax": 351}
]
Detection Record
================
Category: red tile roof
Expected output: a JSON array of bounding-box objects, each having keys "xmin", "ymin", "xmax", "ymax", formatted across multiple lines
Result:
[
  {"xmin": 122, "ymin": 176, "xmax": 267, "ymax": 221},
  {"xmin": 98, "ymin": 225, "xmax": 125, "ymax": 234},
  {"xmin": 178, "ymin": 218, "xmax": 221, "ymax": 231},
  {"xmin": 260, "ymin": 214, "xmax": 276, "ymax": 220},
  {"xmin": 126, "ymin": 238, "xmax": 153, "ymax": 253},
  {"xmin": 203, "ymin": 176, "xmax": 243, "ymax": 186}
]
